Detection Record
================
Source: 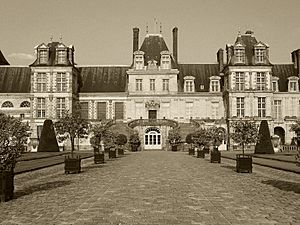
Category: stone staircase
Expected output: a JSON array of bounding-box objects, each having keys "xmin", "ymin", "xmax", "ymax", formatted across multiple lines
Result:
[{"xmin": 178, "ymin": 122, "xmax": 198, "ymax": 142}]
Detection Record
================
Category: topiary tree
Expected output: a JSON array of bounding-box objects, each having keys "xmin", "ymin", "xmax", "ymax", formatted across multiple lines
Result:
[
  {"xmin": 231, "ymin": 120, "xmax": 259, "ymax": 156},
  {"xmin": 255, "ymin": 120, "xmax": 274, "ymax": 154},
  {"xmin": 37, "ymin": 119, "xmax": 59, "ymax": 152},
  {"xmin": 191, "ymin": 127, "xmax": 211, "ymax": 149},
  {"xmin": 116, "ymin": 134, "xmax": 127, "ymax": 146},
  {"xmin": 168, "ymin": 129, "xmax": 181, "ymax": 147},
  {"xmin": 129, "ymin": 133, "xmax": 141, "ymax": 151},
  {"xmin": 185, "ymin": 133, "xmax": 193, "ymax": 144}
]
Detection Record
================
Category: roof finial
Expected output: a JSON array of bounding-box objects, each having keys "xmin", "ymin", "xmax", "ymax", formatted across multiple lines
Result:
[
  {"xmin": 238, "ymin": 28, "xmax": 241, "ymax": 37},
  {"xmin": 50, "ymin": 35, "xmax": 53, "ymax": 42},
  {"xmin": 59, "ymin": 34, "xmax": 63, "ymax": 42},
  {"xmin": 160, "ymin": 22, "xmax": 162, "ymax": 34},
  {"xmin": 154, "ymin": 18, "xmax": 158, "ymax": 34},
  {"xmin": 146, "ymin": 22, "xmax": 149, "ymax": 34}
]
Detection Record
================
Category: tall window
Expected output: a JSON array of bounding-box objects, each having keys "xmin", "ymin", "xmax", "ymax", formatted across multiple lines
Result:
[
  {"xmin": 136, "ymin": 79, "xmax": 142, "ymax": 91},
  {"xmin": 57, "ymin": 50, "xmax": 67, "ymax": 64},
  {"xmin": 80, "ymin": 102, "xmax": 89, "ymax": 119},
  {"xmin": 161, "ymin": 55, "xmax": 170, "ymax": 69},
  {"xmin": 256, "ymin": 72, "xmax": 266, "ymax": 90},
  {"xmin": 255, "ymin": 49, "xmax": 265, "ymax": 63},
  {"xmin": 97, "ymin": 102, "xmax": 106, "ymax": 120},
  {"xmin": 36, "ymin": 98, "xmax": 46, "ymax": 118},
  {"xmin": 56, "ymin": 98, "xmax": 66, "ymax": 118},
  {"xmin": 37, "ymin": 73, "xmax": 47, "ymax": 92},
  {"xmin": 150, "ymin": 79, "xmax": 155, "ymax": 91},
  {"xmin": 39, "ymin": 49, "xmax": 48, "ymax": 64},
  {"xmin": 115, "ymin": 102, "xmax": 124, "ymax": 120},
  {"xmin": 272, "ymin": 81, "xmax": 278, "ymax": 92},
  {"xmin": 135, "ymin": 55, "xmax": 144, "ymax": 70},
  {"xmin": 289, "ymin": 81, "xmax": 297, "ymax": 92},
  {"xmin": 274, "ymin": 100, "xmax": 282, "ymax": 119},
  {"xmin": 211, "ymin": 80, "xmax": 219, "ymax": 92},
  {"xmin": 163, "ymin": 79, "xmax": 169, "ymax": 91},
  {"xmin": 185, "ymin": 81, "xmax": 194, "ymax": 92},
  {"xmin": 237, "ymin": 97, "xmax": 245, "ymax": 117},
  {"xmin": 56, "ymin": 72, "xmax": 66, "ymax": 92},
  {"xmin": 235, "ymin": 72, "xmax": 245, "ymax": 91},
  {"xmin": 258, "ymin": 97, "xmax": 266, "ymax": 117},
  {"xmin": 235, "ymin": 48, "xmax": 245, "ymax": 63}
]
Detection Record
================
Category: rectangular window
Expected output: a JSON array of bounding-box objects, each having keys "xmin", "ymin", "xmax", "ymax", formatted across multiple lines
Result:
[
  {"xmin": 150, "ymin": 79, "xmax": 155, "ymax": 91},
  {"xmin": 235, "ymin": 72, "xmax": 245, "ymax": 91},
  {"xmin": 258, "ymin": 97, "xmax": 266, "ymax": 117},
  {"xmin": 274, "ymin": 100, "xmax": 282, "ymax": 119},
  {"xmin": 237, "ymin": 97, "xmax": 245, "ymax": 117},
  {"xmin": 211, "ymin": 80, "xmax": 219, "ymax": 92},
  {"xmin": 37, "ymin": 73, "xmax": 47, "ymax": 92},
  {"xmin": 255, "ymin": 49, "xmax": 264, "ymax": 63},
  {"xmin": 235, "ymin": 48, "xmax": 245, "ymax": 63},
  {"xmin": 80, "ymin": 102, "xmax": 89, "ymax": 119},
  {"xmin": 56, "ymin": 72, "xmax": 66, "ymax": 92},
  {"xmin": 114, "ymin": 102, "xmax": 124, "ymax": 120},
  {"xmin": 135, "ymin": 56, "xmax": 144, "ymax": 70},
  {"xmin": 257, "ymin": 72, "xmax": 266, "ymax": 90},
  {"xmin": 272, "ymin": 81, "xmax": 277, "ymax": 92},
  {"xmin": 161, "ymin": 56, "xmax": 170, "ymax": 69},
  {"xmin": 163, "ymin": 79, "xmax": 169, "ymax": 91},
  {"xmin": 136, "ymin": 79, "xmax": 142, "ymax": 91},
  {"xmin": 97, "ymin": 102, "xmax": 106, "ymax": 120},
  {"xmin": 57, "ymin": 50, "xmax": 66, "ymax": 64},
  {"xmin": 185, "ymin": 81, "xmax": 193, "ymax": 92},
  {"xmin": 36, "ymin": 98, "xmax": 46, "ymax": 118},
  {"xmin": 56, "ymin": 98, "xmax": 66, "ymax": 118},
  {"xmin": 289, "ymin": 81, "xmax": 297, "ymax": 92},
  {"xmin": 39, "ymin": 50, "xmax": 48, "ymax": 64}
]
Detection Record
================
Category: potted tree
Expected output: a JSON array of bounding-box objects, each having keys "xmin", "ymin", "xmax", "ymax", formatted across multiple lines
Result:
[
  {"xmin": 168, "ymin": 129, "xmax": 181, "ymax": 151},
  {"xmin": 103, "ymin": 130, "xmax": 117, "ymax": 159},
  {"xmin": 192, "ymin": 128, "xmax": 211, "ymax": 158},
  {"xmin": 55, "ymin": 111, "xmax": 89, "ymax": 174},
  {"xmin": 129, "ymin": 133, "xmax": 141, "ymax": 152},
  {"xmin": 209, "ymin": 127, "xmax": 223, "ymax": 163},
  {"xmin": 291, "ymin": 119, "xmax": 300, "ymax": 146},
  {"xmin": 115, "ymin": 134, "xmax": 127, "ymax": 156},
  {"xmin": 231, "ymin": 120, "xmax": 259, "ymax": 173},
  {"xmin": 186, "ymin": 133, "xmax": 195, "ymax": 155},
  {"xmin": 0, "ymin": 113, "xmax": 30, "ymax": 202}
]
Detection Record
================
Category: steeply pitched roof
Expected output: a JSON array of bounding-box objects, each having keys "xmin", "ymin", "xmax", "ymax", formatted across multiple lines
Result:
[
  {"xmin": 79, "ymin": 66, "xmax": 129, "ymax": 92},
  {"xmin": 178, "ymin": 64, "xmax": 219, "ymax": 92},
  {"xmin": 272, "ymin": 64, "xmax": 298, "ymax": 92},
  {"xmin": 0, "ymin": 67, "xmax": 31, "ymax": 93},
  {"xmin": 0, "ymin": 51, "xmax": 9, "ymax": 65}
]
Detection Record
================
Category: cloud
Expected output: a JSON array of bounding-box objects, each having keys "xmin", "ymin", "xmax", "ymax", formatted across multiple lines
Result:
[{"xmin": 8, "ymin": 53, "xmax": 35, "ymax": 60}]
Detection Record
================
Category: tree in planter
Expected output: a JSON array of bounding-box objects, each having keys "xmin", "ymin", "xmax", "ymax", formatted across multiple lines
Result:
[
  {"xmin": 231, "ymin": 120, "xmax": 259, "ymax": 173},
  {"xmin": 209, "ymin": 126, "xmax": 224, "ymax": 163},
  {"xmin": 191, "ymin": 127, "xmax": 212, "ymax": 157},
  {"xmin": 255, "ymin": 120, "xmax": 274, "ymax": 154},
  {"xmin": 37, "ymin": 119, "xmax": 59, "ymax": 152},
  {"xmin": 168, "ymin": 129, "xmax": 181, "ymax": 151},
  {"xmin": 290, "ymin": 120, "xmax": 300, "ymax": 166},
  {"xmin": 103, "ymin": 130, "xmax": 118, "ymax": 158},
  {"xmin": 186, "ymin": 133, "xmax": 194, "ymax": 155},
  {"xmin": 115, "ymin": 134, "xmax": 127, "ymax": 155},
  {"xmin": 129, "ymin": 133, "xmax": 141, "ymax": 151},
  {"xmin": 0, "ymin": 113, "xmax": 30, "ymax": 201}
]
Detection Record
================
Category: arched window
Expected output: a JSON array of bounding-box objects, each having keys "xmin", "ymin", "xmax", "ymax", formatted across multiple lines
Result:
[
  {"xmin": 2, "ymin": 101, "xmax": 14, "ymax": 107},
  {"xmin": 20, "ymin": 101, "xmax": 30, "ymax": 107}
]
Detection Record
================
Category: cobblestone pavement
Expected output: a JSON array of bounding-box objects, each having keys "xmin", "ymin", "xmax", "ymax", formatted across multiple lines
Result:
[{"xmin": 0, "ymin": 151, "xmax": 299, "ymax": 225}]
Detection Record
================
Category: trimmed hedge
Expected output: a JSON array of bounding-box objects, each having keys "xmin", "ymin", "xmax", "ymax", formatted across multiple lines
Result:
[
  {"xmin": 37, "ymin": 119, "xmax": 59, "ymax": 152},
  {"xmin": 255, "ymin": 120, "xmax": 274, "ymax": 154}
]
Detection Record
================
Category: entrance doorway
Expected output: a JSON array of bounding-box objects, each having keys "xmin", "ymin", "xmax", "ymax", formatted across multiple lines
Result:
[
  {"xmin": 144, "ymin": 127, "xmax": 161, "ymax": 150},
  {"xmin": 148, "ymin": 110, "xmax": 157, "ymax": 120},
  {"xmin": 274, "ymin": 127, "xmax": 285, "ymax": 145}
]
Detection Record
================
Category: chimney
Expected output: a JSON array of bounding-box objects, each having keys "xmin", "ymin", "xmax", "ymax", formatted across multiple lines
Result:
[
  {"xmin": 226, "ymin": 44, "xmax": 233, "ymax": 64},
  {"xmin": 133, "ymin": 27, "xmax": 139, "ymax": 53},
  {"xmin": 172, "ymin": 27, "xmax": 178, "ymax": 63},
  {"xmin": 217, "ymin": 48, "xmax": 224, "ymax": 72},
  {"xmin": 291, "ymin": 49, "xmax": 300, "ymax": 75}
]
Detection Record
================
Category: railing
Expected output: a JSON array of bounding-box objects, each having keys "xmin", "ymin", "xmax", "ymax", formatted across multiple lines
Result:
[
  {"xmin": 127, "ymin": 119, "xmax": 179, "ymax": 129},
  {"xmin": 282, "ymin": 145, "xmax": 299, "ymax": 152}
]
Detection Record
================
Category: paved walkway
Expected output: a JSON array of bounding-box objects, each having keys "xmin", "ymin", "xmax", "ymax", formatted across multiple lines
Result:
[{"xmin": 0, "ymin": 151, "xmax": 299, "ymax": 225}]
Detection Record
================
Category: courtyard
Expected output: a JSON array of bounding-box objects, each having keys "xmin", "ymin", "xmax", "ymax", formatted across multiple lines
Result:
[{"xmin": 0, "ymin": 151, "xmax": 299, "ymax": 225}]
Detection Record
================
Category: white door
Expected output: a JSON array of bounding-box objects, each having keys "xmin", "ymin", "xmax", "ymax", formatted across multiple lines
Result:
[{"xmin": 144, "ymin": 127, "xmax": 161, "ymax": 150}]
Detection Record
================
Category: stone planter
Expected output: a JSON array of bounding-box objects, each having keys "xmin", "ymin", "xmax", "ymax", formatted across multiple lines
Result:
[
  {"xmin": 117, "ymin": 148, "xmax": 124, "ymax": 156},
  {"xmin": 65, "ymin": 155, "xmax": 81, "ymax": 174},
  {"xmin": 236, "ymin": 154, "xmax": 252, "ymax": 173},
  {"xmin": 131, "ymin": 145, "xmax": 138, "ymax": 152},
  {"xmin": 109, "ymin": 149, "xmax": 117, "ymax": 159},
  {"xmin": 94, "ymin": 153, "xmax": 104, "ymax": 164},
  {"xmin": 197, "ymin": 150, "xmax": 205, "ymax": 158},
  {"xmin": 210, "ymin": 150, "xmax": 221, "ymax": 163},
  {"xmin": 188, "ymin": 148, "xmax": 195, "ymax": 155},
  {"xmin": 171, "ymin": 145, "xmax": 177, "ymax": 151},
  {"xmin": 0, "ymin": 167, "xmax": 14, "ymax": 202}
]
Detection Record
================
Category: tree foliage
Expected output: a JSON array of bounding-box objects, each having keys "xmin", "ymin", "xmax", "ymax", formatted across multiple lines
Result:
[
  {"xmin": 129, "ymin": 133, "xmax": 141, "ymax": 147},
  {"xmin": 37, "ymin": 119, "xmax": 59, "ymax": 152},
  {"xmin": 0, "ymin": 113, "xmax": 30, "ymax": 170},
  {"xmin": 230, "ymin": 120, "xmax": 259, "ymax": 155},
  {"xmin": 168, "ymin": 129, "xmax": 181, "ymax": 146},
  {"xmin": 54, "ymin": 111, "xmax": 89, "ymax": 153},
  {"xmin": 116, "ymin": 134, "xmax": 127, "ymax": 146},
  {"xmin": 191, "ymin": 127, "xmax": 212, "ymax": 147},
  {"xmin": 255, "ymin": 120, "xmax": 274, "ymax": 154}
]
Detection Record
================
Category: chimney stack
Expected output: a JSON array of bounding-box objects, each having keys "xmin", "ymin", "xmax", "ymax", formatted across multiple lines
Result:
[
  {"xmin": 217, "ymin": 48, "xmax": 224, "ymax": 72},
  {"xmin": 133, "ymin": 28, "xmax": 139, "ymax": 53},
  {"xmin": 172, "ymin": 27, "xmax": 178, "ymax": 63},
  {"xmin": 226, "ymin": 44, "xmax": 233, "ymax": 64},
  {"xmin": 291, "ymin": 49, "xmax": 300, "ymax": 75}
]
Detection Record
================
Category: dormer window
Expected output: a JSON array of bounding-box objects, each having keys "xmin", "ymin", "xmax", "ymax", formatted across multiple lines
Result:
[
  {"xmin": 209, "ymin": 76, "xmax": 221, "ymax": 92},
  {"xmin": 288, "ymin": 76, "xmax": 299, "ymax": 92},
  {"xmin": 57, "ymin": 49, "xmax": 67, "ymax": 64},
  {"xmin": 160, "ymin": 51, "xmax": 171, "ymax": 70},
  {"xmin": 272, "ymin": 77, "xmax": 279, "ymax": 92},
  {"xmin": 255, "ymin": 48, "xmax": 265, "ymax": 63},
  {"xmin": 184, "ymin": 76, "xmax": 195, "ymax": 92},
  {"xmin": 234, "ymin": 45, "xmax": 245, "ymax": 63},
  {"xmin": 39, "ymin": 49, "xmax": 48, "ymax": 64},
  {"xmin": 134, "ymin": 51, "xmax": 144, "ymax": 70}
]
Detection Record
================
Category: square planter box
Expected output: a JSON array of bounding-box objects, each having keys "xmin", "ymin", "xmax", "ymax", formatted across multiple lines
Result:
[
  {"xmin": 0, "ymin": 167, "xmax": 14, "ymax": 202},
  {"xmin": 131, "ymin": 145, "xmax": 139, "ymax": 152},
  {"xmin": 188, "ymin": 148, "xmax": 195, "ymax": 155},
  {"xmin": 94, "ymin": 153, "xmax": 104, "ymax": 164},
  {"xmin": 210, "ymin": 151, "xmax": 221, "ymax": 163},
  {"xmin": 65, "ymin": 155, "xmax": 81, "ymax": 174},
  {"xmin": 236, "ymin": 154, "xmax": 252, "ymax": 173},
  {"xmin": 109, "ymin": 150, "xmax": 117, "ymax": 159},
  {"xmin": 117, "ymin": 148, "xmax": 124, "ymax": 156},
  {"xmin": 197, "ymin": 150, "xmax": 205, "ymax": 158},
  {"xmin": 171, "ymin": 145, "xmax": 178, "ymax": 151}
]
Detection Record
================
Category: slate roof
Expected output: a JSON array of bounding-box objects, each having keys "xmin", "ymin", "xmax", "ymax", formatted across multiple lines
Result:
[
  {"xmin": 79, "ymin": 66, "xmax": 129, "ymax": 92},
  {"xmin": 178, "ymin": 64, "xmax": 220, "ymax": 92},
  {"xmin": 0, "ymin": 51, "xmax": 9, "ymax": 65},
  {"xmin": 272, "ymin": 64, "xmax": 298, "ymax": 92},
  {"xmin": 0, "ymin": 67, "xmax": 31, "ymax": 93}
]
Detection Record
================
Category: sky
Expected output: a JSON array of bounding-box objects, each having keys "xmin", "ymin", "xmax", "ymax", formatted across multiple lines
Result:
[{"xmin": 1, "ymin": 0, "xmax": 300, "ymax": 66}]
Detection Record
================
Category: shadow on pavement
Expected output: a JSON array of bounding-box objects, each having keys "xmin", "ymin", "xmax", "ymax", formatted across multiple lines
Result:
[
  {"xmin": 261, "ymin": 179, "xmax": 300, "ymax": 194},
  {"xmin": 220, "ymin": 165, "xmax": 236, "ymax": 171},
  {"xmin": 14, "ymin": 180, "xmax": 72, "ymax": 199}
]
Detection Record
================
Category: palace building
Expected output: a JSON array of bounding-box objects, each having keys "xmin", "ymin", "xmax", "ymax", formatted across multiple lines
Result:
[{"xmin": 1, "ymin": 27, "xmax": 300, "ymax": 150}]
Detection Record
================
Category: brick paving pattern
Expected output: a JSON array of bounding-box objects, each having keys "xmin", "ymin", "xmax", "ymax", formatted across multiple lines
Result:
[{"xmin": 0, "ymin": 151, "xmax": 299, "ymax": 225}]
